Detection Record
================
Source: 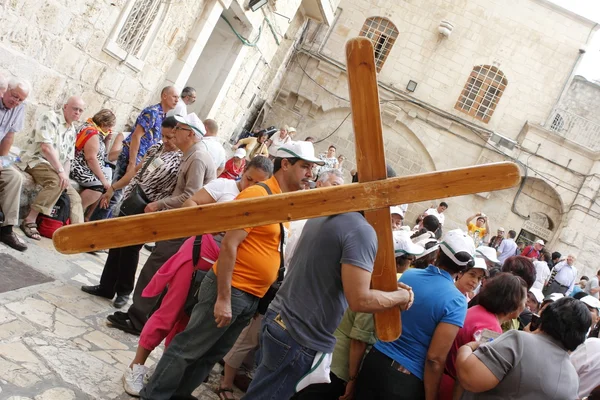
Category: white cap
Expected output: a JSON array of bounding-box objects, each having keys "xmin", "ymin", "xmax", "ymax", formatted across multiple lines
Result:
[
  {"xmin": 581, "ymin": 295, "xmax": 600, "ymax": 311},
  {"xmin": 233, "ymin": 148, "xmax": 246, "ymax": 159},
  {"xmin": 439, "ymin": 229, "xmax": 476, "ymax": 267},
  {"xmin": 390, "ymin": 206, "xmax": 404, "ymax": 218},
  {"xmin": 529, "ymin": 288, "xmax": 544, "ymax": 304},
  {"xmin": 275, "ymin": 141, "xmax": 325, "ymax": 165},
  {"xmin": 543, "ymin": 293, "xmax": 564, "ymax": 303},
  {"xmin": 174, "ymin": 113, "xmax": 206, "ymax": 137},
  {"xmin": 412, "ymin": 231, "xmax": 439, "ymax": 260},
  {"xmin": 476, "ymin": 246, "xmax": 500, "ymax": 264},
  {"xmin": 473, "ymin": 257, "xmax": 487, "ymax": 270},
  {"xmin": 535, "ymin": 239, "xmax": 545, "ymax": 246},
  {"xmin": 393, "ymin": 231, "xmax": 424, "ymax": 256}
]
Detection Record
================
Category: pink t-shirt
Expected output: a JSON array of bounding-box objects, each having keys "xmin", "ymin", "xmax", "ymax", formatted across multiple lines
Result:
[{"xmin": 439, "ymin": 305, "xmax": 502, "ymax": 400}]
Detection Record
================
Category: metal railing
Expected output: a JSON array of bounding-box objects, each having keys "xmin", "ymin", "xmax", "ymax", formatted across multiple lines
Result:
[{"xmin": 548, "ymin": 108, "xmax": 600, "ymax": 151}]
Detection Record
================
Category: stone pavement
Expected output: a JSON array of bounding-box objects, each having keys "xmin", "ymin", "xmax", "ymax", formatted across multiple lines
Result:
[{"xmin": 0, "ymin": 231, "xmax": 243, "ymax": 400}]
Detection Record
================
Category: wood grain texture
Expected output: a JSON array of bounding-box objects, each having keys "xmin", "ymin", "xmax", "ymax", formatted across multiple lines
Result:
[
  {"xmin": 346, "ymin": 37, "xmax": 400, "ymax": 341},
  {"xmin": 53, "ymin": 162, "xmax": 521, "ymax": 253}
]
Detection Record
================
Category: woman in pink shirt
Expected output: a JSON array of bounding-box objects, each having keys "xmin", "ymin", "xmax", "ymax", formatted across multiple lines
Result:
[{"xmin": 440, "ymin": 273, "xmax": 527, "ymax": 400}]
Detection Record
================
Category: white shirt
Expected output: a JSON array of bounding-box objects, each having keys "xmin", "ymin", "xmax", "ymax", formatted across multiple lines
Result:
[
  {"xmin": 284, "ymin": 219, "xmax": 307, "ymax": 270},
  {"xmin": 268, "ymin": 133, "xmax": 291, "ymax": 156},
  {"xmin": 586, "ymin": 276, "xmax": 600, "ymax": 299},
  {"xmin": 532, "ymin": 260, "xmax": 551, "ymax": 290},
  {"xmin": 553, "ymin": 260, "xmax": 578, "ymax": 295},
  {"xmin": 204, "ymin": 178, "xmax": 239, "ymax": 203},
  {"xmin": 173, "ymin": 101, "xmax": 187, "ymax": 117},
  {"xmin": 425, "ymin": 208, "xmax": 445, "ymax": 225},
  {"xmin": 203, "ymin": 137, "xmax": 226, "ymax": 170},
  {"xmin": 570, "ymin": 338, "xmax": 600, "ymax": 399},
  {"xmin": 497, "ymin": 238, "xmax": 518, "ymax": 265}
]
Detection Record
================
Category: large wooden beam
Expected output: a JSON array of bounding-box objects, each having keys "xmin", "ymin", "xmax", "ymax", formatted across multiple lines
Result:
[
  {"xmin": 53, "ymin": 162, "xmax": 520, "ymax": 254},
  {"xmin": 346, "ymin": 37, "xmax": 400, "ymax": 341}
]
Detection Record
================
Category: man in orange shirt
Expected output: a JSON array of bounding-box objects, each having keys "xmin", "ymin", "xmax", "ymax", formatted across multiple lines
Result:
[{"xmin": 140, "ymin": 141, "xmax": 324, "ymax": 399}]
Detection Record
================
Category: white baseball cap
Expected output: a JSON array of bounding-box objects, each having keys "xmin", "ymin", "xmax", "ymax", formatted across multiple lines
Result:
[
  {"xmin": 529, "ymin": 288, "xmax": 544, "ymax": 304},
  {"xmin": 476, "ymin": 246, "xmax": 500, "ymax": 264},
  {"xmin": 275, "ymin": 141, "xmax": 325, "ymax": 165},
  {"xmin": 581, "ymin": 295, "xmax": 600, "ymax": 312},
  {"xmin": 543, "ymin": 293, "xmax": 564, "ymax": 303},
  {"xmin": 439, "ymin": 229, "xmax": 476, "ymax": 267},
  {"xmin": 390, "ymin": 206, "xmax": 404, "ymax": 218},
  {"xmin": 393, "ymin": 231, "xmax": 424, "ymax": 256},
  {"xmin": 535, "ymin": 239, "xmax": 545, "ymax": 246},
  {"xmin": 473, "ymin": 257, "xmax": 487, "ymax": 270},
  {"xmin": 233, "ymin": 148, "xmax": 246, "ymax": 159},
  {"xmin": 174, "ymin": 113, "xmax": 206, "ymax": 137}
]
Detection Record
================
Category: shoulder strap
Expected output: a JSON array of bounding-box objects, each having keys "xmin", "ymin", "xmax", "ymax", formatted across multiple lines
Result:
[
  {"xmin": 138, "ymin": 144, "xmax": 163, "ymax": 181},
  {"xmin": 192, "ymin": 235, "xmax": 203, "ymax": 267},
  {"xmin": 256, "ymin": 182, "xmax": 285, "ymax": 280}
]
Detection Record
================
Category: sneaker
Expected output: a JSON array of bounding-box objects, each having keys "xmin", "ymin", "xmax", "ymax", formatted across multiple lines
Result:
[
  {"xmin": 123, "ymin": 364, "xmax": 148, "ymax": 396},
  {"xmin": 143, "ymin": 362, "xmax": 157, "ymax": 385}
]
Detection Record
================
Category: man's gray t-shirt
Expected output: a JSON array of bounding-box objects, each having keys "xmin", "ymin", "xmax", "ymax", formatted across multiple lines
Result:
[
  {"xmin": 461, "ymin": 330, "xmax": 579, "ymax": 400},
  {"xmin": 269, "ymin": 212, "xmax": 377, "ymax": 353},
  {"xmin": 585, "ymin": 276, "xmax": 599, "ymax": 299}
]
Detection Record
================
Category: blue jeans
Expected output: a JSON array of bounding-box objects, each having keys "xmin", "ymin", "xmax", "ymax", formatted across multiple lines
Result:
[
  {"xmin": 243, "ymin": 309, "xmax": 317, "ymax": 400},
  {"xmin": 90, "ymin": 154, "xmax": 127, "ymax": 221},
  {"xmin": 140, "ymin": 270, "xmax": 259, "ymax": 399}
]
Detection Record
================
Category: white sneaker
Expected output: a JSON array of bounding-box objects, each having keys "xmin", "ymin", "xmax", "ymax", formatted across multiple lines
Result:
[
  {"xmin": 143, "ymin": 362, "xmax": 157, "ymax": 385},
  {"xmin": 123, "ymin": 364, "xmax": 149, "ymax": 397}
]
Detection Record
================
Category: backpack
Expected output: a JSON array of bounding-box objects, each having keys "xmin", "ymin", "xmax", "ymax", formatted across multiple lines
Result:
[{"xmin": 36, "ymin": 190, "xmax": 71, "ymax": 238}]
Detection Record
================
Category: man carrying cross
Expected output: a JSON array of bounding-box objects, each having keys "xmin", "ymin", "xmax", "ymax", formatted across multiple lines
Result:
[{"xmin": 140, "ymin": 141, "xmax": 324, "ymax": 399}]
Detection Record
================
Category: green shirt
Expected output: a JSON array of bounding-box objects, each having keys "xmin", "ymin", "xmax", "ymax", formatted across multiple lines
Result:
[{"xmin": 330, "ymin": 309, "xmax": 377, "ymax": 382}]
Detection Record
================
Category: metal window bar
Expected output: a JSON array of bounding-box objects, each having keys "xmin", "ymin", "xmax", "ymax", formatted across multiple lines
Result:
[
  {"xmin": 550, "ymin": 113, "xmax": 564, "ymax": 132},
  {"xmin": 456, "ymin": 65, "xmax": 506, "ymax": 122},
  {"xmin": 359, "ymin": 17, "xmax": 399, "ymax": 72},
  {"xmin": 116, "ymin": 0, "xmax": 162, "ymax": 58}
]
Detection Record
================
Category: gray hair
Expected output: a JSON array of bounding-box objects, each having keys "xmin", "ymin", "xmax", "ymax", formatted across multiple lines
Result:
[
  {"xmin": 317, "ymin": 168, "xmax": 344, "ymax": 183},
  {"xmin": 0, "ymin": 73, "xmax": 7, "ymax": 91},
  {"xmin": 7, "ymin": 77, "xmax": 32, "ymax": 95},
  {"xmin": 182, "ymin": 86, "xmax": 196, "ymax": 97}
]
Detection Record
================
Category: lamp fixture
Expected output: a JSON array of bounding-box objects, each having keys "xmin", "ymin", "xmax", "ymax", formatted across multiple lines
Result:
[
  {"xmin": 438, "ymin": 20, "xmax": 454, "ymax": 37},
  {"xmin": 249, "ymin": 0, "xmax": 268, "ymax": 12},
  {"xmin": 406, "ymin": 80, "xmax": 417, "ymax": 92}
]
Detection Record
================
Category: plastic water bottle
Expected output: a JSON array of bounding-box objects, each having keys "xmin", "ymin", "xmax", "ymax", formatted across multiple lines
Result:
[{"xmin": 0, "ymin": 155, "xmax": 19, "ymax": 168}]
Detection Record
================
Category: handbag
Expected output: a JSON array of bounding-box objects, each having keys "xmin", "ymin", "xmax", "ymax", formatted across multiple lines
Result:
[{"xmin": 119, "ymin": 146, "xmax": 162, "ymax": 216}]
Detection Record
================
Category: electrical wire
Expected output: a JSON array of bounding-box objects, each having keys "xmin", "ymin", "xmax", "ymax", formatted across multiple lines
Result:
[
  {"xmin": 221, "ymin": 15, "xmax": 262, "ymax": 47},
  {"xmin": 314, "ymin": 112, "xmax": 351, "ymax": 144}
]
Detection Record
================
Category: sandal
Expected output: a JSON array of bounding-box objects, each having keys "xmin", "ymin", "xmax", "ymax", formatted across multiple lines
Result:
[
  {"xmin": 20, "ymin": 222, "xmax": 41, "ymax": 240},
  {"xmin": 215, "ymin": 387, "xmax": 235, "ymax": 400}
]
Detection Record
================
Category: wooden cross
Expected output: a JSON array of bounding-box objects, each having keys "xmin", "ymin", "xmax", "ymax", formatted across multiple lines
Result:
[{"xmin": 53, "ymin": 38, "xmax": 520, "ymax": 341}]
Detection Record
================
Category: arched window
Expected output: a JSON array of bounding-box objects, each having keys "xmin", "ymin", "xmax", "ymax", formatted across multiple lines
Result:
[
  {"xmin": 359, "ymin": 17, "xmax": 399, "ymax": 72},
  {"xmin": 455, "ymin": 65, "xmax": 507, "ymax": 123},
  {"xmin": 104, "ymin": 0, "xmax": 169, "ymax": 71}
]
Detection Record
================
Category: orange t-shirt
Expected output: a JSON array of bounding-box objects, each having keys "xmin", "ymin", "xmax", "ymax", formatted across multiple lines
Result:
[{"xmin": 213, "ymin": 175, "xmax": 289, "ymax": 297}]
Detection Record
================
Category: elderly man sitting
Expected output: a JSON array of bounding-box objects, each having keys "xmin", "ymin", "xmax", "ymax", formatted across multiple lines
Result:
[
  {"xmin": 17, "ymin": 96, "xmax": 86, "ymax": 240},
  {"xmin": 0, "ymin": 77, "xmax": 31, "ymax": 251}
]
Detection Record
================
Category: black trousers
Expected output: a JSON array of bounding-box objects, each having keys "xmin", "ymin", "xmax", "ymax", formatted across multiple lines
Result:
[
  {"xmin": 355, "ymin": 348, "xmax": 425, "ymax": 400},
  {"xmin": 125, "ymin": 237, "xmax": 187, "ymax": 331},
  {"xmin": 99, "ymin": 243, "xmax": 144, "ymax": 296},
  {"xmin": 292, "ymin": 371, "xmax": 346, "ymax": 400}
]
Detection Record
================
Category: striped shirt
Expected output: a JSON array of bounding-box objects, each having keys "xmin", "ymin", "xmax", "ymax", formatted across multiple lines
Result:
[{"xmin": 124, "ymin": 144, "xmax": 182, "ymax": 202}]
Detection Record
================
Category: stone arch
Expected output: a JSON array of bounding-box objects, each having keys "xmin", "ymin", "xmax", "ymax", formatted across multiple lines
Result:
[
  {"xmin": 514, "ymin": 176, "xmax": 563, "ymax": 234},
  {"xmin": 296, "ymin": 107, "xmax": 437, "ymax": 176}
]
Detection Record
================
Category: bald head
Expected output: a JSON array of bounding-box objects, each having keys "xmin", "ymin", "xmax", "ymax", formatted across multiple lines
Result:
[
  {"xmin": 63, "ymin": 96, "xmax": 85, "ymax": 125},
  {"xmin": 161, "ymin": 86, "xmax": 179, "ymax": 113},
  {"xmin": 203, "ymin": 119, "xmax": 218, "ymax": 137}
]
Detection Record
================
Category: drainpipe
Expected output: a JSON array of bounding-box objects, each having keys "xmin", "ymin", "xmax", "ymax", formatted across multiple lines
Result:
[
  {"xmin": 317, "ymin": 8, "xmax": 342, "ymax": 55},
  {"xmin": 545, "ymin": 23, "xmax": 599, "ymax": 127}
]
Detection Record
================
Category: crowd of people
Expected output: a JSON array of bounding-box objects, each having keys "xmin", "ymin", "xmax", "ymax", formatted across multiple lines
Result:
[{"xmin": 1, "ymin": 72, "xmax": 600, "ymax": 400}]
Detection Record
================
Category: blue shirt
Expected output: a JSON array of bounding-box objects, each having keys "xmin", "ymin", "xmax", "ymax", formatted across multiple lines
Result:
[
  {"xmin": 374, "ymin": 265, "xmax": 467, "ymax": 380},
  {"xmin": 122, "ymin": 103, "xmax": 165, "ymax": 164}
]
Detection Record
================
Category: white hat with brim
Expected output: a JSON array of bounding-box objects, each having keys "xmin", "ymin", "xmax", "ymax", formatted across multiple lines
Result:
[
  {"xmin": 390, "ymin": 206, "xmax": 404, "ymax": 218},
  {"xmin": 233, "ymin": 148, "xmax": 246, "ymax": 159},
  {"xmin": 535, "ymin": 239, "xmax": 545, "ymax": 246},
  {"xmin": 473, "ymin": 256, "xmax": 488, "ymax": 270},
  {"xmin": 439, "ymin": 229, "xmax": 476, "ymax": 267},
  {"xmin": 174, "ymin": 113, "xmax": 206, "ymax": 137},
  {"xmin": 275, "ymin": 141, "xmax": 325, "ymax": 165},
  {"xmin": 581, "ymin": 295, "xmax": 600, "ymax": 311},
  {"xmin": 476, "ymin": 246, "xmax": 500, "ymax": 264},
  {"xmin": 529, "ymin": 288, "xmax": 544, "ymax": 304},
  {"xmin": 393, "ymin": 231, "xmax": 424, "ymax": 256},
  {"xmin": 543, "ymin": 293, "xmax": 564, "ymax": 303}
]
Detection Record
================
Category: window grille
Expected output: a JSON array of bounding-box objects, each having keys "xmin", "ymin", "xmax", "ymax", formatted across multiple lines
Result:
[
  {"xmin": 359, "ymin": 17, "xmax": 399, "ymax": 72},
  {"xmin": 550, "ymin": 113, "xmax": 564, "ymax": 132},
  {"xmin": 455, "ymin": 65, "xmax": 507, "ymax": 123},
  {"xmin": 116, "ymin": 0, "xmax": 162, "ymax": 58}
]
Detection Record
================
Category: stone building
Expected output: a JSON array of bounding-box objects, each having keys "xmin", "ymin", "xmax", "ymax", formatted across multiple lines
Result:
[
  {"xmin": 263, "ymin": 0, "xmax": 600, "ymax": 277},
  {"xmin": 0, "ymin": 0, "xmax": 338, "ymax": 146}
]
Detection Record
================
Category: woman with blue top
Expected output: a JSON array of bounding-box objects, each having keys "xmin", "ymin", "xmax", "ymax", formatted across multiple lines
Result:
[{"xmin": 355, "ymin": 229, "xmax": 475, "ymax": 400}]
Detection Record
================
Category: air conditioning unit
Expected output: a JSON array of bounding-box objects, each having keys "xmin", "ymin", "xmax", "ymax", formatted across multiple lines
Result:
[{"xmin": 489, "ymin": 132, "xmax": 516, "ymax": 151}]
